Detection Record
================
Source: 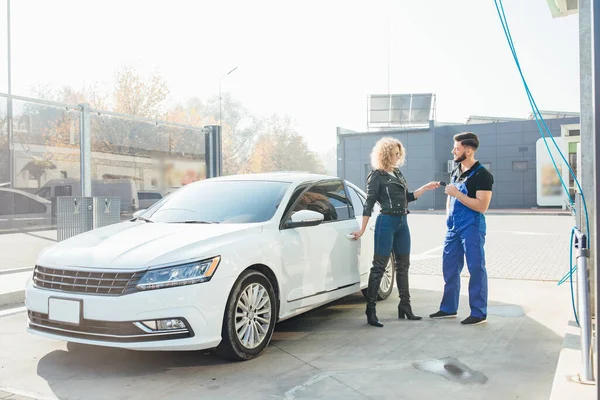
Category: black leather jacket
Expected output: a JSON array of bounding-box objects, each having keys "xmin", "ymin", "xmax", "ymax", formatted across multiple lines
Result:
[{"xmin": 363, "ymin": 169, "xmax": 416, "ymax": 217}]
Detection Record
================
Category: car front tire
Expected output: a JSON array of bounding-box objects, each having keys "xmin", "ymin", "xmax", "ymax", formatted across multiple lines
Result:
[{"xmin": 216, "ymin": 270, "xmax": 277, "ymax": 361}]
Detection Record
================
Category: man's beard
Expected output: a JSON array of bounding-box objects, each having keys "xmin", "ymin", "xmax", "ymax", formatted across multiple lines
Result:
[{"xmin": 454, "ymin": 153, "xmax": 466, "ymax": 163}]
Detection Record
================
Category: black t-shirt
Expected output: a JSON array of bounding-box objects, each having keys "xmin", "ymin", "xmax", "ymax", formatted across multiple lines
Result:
[{"xmin": 451, "ymin": 161, "xmax": 494, "ymax": 199}]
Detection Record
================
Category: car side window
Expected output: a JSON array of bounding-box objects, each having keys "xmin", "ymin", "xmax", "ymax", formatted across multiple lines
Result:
[
  {"xmin": 36, "ymin": 187, "xmax": 51, "ymax": 199},
  {"xmin": 283, "ymin": 186, "xmax": 309, "ymax": 218},
  {"xmin": 14, "ymin": 194, "xmax": 46, "ymax": 214},
  {"xmin": 348, "ymin": 188, "xmax": 364, "ymax": 217},
  {"xmin": 0, "ymin": 192, "xmax": 14, "ymax": 216},
  {"xmin": 139, "ymin": 192, "xmax": 162, "ymax": 200},
  {"xmin": 291, "ymin": 180, "xmax": 351, "ymax": 222},
  {"xmin": 55, "ymin": 185, "xmax": 72, "ymax": 197}
]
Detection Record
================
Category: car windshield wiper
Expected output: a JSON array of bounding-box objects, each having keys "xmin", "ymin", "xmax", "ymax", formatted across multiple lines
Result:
[
  {"xmin": 175, "ymin": 220, "xmax": 219, "ymax": 224},
  {"xmin": 137, "ymin": 216, "xmax": 154, "ymax": 223}
]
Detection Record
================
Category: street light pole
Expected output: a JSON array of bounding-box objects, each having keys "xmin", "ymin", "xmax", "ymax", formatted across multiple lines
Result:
[
  {"xmin": 7, "ymin": 0, "xmax": 13, "ymax": 188},
  {"xmin": 219, "ymin": 66, "xmax": 238, "ymax": 126}
]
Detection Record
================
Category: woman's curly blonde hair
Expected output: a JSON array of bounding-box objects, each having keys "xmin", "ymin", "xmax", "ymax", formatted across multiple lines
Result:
[{"xmin": 370, "ymin": 137, "xmax": 405, "ymax": 171}]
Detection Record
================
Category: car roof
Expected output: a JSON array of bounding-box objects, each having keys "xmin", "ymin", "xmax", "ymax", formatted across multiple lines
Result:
[{"xmin": 208, "ymin": 172, "xmax": 340, "ymax": 185}]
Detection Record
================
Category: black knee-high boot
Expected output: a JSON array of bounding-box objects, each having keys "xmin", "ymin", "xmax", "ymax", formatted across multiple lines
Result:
[
  {"xmin": 366, "ymin": 255, "xmax": 389, "ymax": 327},
  {"xmin": 395, "ymin": 253, "xmax": 422, "ymax": 320}
]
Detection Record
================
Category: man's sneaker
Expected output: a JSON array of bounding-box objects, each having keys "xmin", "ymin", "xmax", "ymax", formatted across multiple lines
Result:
[
  {"xmin": 461, "ymin": 316, "xmax": 487, "ymax": 325},
  {"xmin": 429, "ymin": 311, "xmax": 457, "ymax": 319}
]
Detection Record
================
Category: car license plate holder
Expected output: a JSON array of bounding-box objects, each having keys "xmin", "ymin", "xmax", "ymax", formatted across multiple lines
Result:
[{"xmin": 48, "ymin": 298, "xmax": 82, "ymax": 325}]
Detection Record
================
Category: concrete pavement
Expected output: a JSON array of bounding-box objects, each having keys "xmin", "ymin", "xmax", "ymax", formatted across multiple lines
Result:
[
  {"xmin": 409, "ymin": 214, "xmax": 574, "ymax": 281},
  {"xmin": 0, "ymin": 275, "xmax": 577, "ymax": 400},
  {"xmin": 1, "ymin": 230, "xmax": 56, "ymax": 272}
]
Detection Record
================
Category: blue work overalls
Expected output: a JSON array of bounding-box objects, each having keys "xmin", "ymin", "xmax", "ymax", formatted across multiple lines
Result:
[{"xmin": 439, "ymin": 165, "xmax": 488, "ymax": 319}]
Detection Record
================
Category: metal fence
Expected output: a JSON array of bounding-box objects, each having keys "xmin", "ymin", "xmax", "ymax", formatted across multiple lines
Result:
[
  {"xmin": 93, "ymin": 197, "xmax": 121, "ymax": 229},
  {"xmin": 56, "ymin": 197, "xmax": 94, "ymax": 242},
  {"xmin": 56, "ymin": 196, "xmax": 121, "ymax": 242}
]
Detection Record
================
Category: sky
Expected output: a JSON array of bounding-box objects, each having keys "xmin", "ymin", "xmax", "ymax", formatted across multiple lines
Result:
[{"xmin": 0, "ymin": 0, "xmax": 580, "ymax": 152}]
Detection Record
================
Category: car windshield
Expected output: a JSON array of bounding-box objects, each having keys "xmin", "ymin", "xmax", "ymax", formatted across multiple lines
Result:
[{"xmin": 145, "ymin": 180, "xmax": 290, "ymax": 224}]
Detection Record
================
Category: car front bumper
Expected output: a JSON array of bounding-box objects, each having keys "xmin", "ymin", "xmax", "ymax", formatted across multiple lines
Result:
[{"xmin": 25, "ymin": 276, "xmax": 236, "ymax": 351}]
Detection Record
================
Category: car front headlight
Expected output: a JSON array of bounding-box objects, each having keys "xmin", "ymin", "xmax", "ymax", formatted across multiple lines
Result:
[{"xmin": 136, "ymin": 256, "xmax": 221, "ymax": 291}]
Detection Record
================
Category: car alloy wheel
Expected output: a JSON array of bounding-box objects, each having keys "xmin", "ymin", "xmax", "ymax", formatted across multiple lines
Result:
[
  {"xmin": 216, "ymin": 270, "xmax": 277, "ymax": 361},
  {"xmin": 235, "ymin": 282, "xmax": 272, "ymax": 349},
  {"xmin": 379, "ymin": 256, "xmax": 394, "ymax": 298}
]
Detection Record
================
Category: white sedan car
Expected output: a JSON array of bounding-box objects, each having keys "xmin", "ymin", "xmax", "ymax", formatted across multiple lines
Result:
[{"xmin": 26, "ymin": 173, "xmax": 394, "ymax": 360}]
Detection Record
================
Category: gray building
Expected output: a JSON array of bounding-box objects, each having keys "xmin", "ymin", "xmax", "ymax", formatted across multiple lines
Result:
[{"xmin": 337, "ymin": 115, "xmax": 580, "ymax": 210}]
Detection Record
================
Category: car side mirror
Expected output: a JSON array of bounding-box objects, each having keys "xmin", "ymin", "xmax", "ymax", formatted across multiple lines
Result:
[
  {"xmin": 132, "ymin": 209, "xmax": 147, "ymax": 219},
  {"xmin": 285, "ymin": 210, "xmax": 324, "ymax": 229}
]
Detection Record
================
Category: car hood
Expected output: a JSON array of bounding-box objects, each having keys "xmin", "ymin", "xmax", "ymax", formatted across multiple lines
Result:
[{"xmin": 37, "ymin": 221, "xmax": 263, "ymax": 270}]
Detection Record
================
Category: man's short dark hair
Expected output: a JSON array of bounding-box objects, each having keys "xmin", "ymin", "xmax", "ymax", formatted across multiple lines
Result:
[{"xmin": 454, "ymin": 132, "xmax": 479, "ymax": 150}]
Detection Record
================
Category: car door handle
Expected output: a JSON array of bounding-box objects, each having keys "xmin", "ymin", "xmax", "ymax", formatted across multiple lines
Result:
[{"xmin": 345, "ymin": 233, "xmax": 356, "ymax": 240}]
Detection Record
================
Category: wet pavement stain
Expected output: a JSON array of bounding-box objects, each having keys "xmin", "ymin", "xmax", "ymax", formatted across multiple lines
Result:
[{"xmin": 413, "ymin": 357, "xmax": 488, "ymax": 385}]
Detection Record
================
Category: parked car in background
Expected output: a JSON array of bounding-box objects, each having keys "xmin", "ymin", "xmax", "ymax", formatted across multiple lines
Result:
[
  {"xmin": 0, "ymin": 188, "xmax": 52, "ymax": 230},
  {"xmin": 25, "ymin": 173, "xmax": 393, "ymax": 361},
  {"xmin": 137, "ymin": 191, "xmax": 163, "ymax": 209}
]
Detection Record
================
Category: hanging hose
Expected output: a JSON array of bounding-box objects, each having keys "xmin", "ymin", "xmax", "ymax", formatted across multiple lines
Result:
[
  {"xmin": 493, "ymin": 0, "xmax": 588, "ymax": 326},
  {"xmin": 555, "ymin": 227, "xmax": 579, "ymax": 325}
]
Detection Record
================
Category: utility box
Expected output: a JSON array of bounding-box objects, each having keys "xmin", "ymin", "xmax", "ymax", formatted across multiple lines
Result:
[{"xmin": 56, "ymin": 197, "xmax": 121, "ymax": 242}]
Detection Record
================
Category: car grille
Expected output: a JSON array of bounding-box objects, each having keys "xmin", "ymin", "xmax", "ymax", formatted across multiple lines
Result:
[
  {"xmin": 28, "ymin": 311, "xmax": 193, "ymax": 343},
  {"xmin": 33, "ymin": 266, "xmax": 145, "ymax": 296}
]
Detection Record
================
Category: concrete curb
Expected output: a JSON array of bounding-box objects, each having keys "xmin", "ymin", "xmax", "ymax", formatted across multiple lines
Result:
[
  {"xmin": 0, "ymin": 226, "xmax": 55, "ymax": 236},
  {"xmin": 0, "ymin": 271, "xmax": 31, "ymax": 308},
  {"xmin": 0, "ymin": 267, "xmax": 33, "ymax": 275},
  {"xmin": 0, "ymin": 290, "xmax": 25, "ymax": 308},
  {"xmin": 549, "ymin": 320, "xmax": 597, "ymax": 399},
  {"xmin": 0, "ymin": 387, "xmax": 58, "ymax": 400}
]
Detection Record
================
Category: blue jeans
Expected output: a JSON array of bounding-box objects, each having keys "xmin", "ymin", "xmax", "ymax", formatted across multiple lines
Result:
[{"xmin": 374, "ymin": 214, "xmax": 411, "ymax": 257}]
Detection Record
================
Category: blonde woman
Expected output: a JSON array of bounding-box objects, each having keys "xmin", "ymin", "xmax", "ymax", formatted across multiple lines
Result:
[{"xmin": 352, "ymin": 137, "xmax": 440, "ymax": 327}]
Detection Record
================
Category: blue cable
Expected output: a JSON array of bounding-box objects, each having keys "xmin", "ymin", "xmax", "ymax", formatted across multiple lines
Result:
[
  {"xmin": 494, "ymin": 0, "xmax": 586, "ymax": 325},
  {"xmin": 494, "ymin": 0, "xmax": 590, "ymax": 240},
  {"xmin": 494, "ymin": 2, "xmax": 570, "ymax": 200},
  {"xmin": 556, "ymin": 227, "xmax": 579, "ymax": 325},
  {"xmin": 570, "ymin": 228, "xmax": 579, "ymax": 326}
]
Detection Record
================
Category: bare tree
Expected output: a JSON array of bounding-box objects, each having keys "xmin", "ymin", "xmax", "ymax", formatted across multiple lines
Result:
[
  {"xmin": 113, "ymin": 65, "xmax": 171, "ymax": 119},
  {"xmin": 248, "ymin": 114, "xmax": 325, "ymax": 174}
]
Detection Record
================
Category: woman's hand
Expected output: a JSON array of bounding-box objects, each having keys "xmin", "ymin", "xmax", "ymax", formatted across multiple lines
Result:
[
  {"xmin": 413, "ymin": 181, "xmax": 442, "ymax": 200},
  {"xmin": 351, "ymin": 229, "xmax": 365, "ymax": 240},
  {"xmin": 423, "ymin": 181, "xmax": 441, "ymax": 191}
]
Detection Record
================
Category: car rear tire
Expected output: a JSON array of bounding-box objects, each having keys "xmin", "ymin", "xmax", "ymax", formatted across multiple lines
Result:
[
  {"xmin": 361, "ymin": 254, "xmax": 395, "ymax": 301},
  {"xmin": 215, "ymin": 270, "xmax": 277, "ymax": 361}
]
